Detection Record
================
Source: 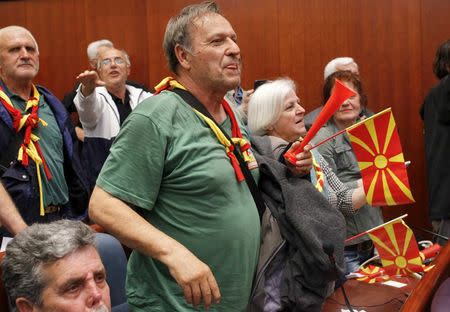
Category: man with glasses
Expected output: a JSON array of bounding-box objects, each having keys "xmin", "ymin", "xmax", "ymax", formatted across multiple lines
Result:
[{"xmin": 74, "ymin": 47, "xmax": 152, "ymax": 190}]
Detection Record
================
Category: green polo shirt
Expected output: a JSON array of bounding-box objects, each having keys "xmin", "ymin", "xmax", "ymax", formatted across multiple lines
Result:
[
  {"xmin": 6, "ymin": 87, "xmax": 69, "ymax": 206},
  {"xmin": 97, "ymin": 91, "xmax": 261, "ymax": 311}
]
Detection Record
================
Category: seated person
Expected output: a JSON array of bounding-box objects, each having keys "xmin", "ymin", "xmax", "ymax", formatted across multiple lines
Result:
[
  {"xmin": 1, "ymin": 220, "xmax": 111, "ymax": 312},
  {"xmin": 74, "ymin": 46, "xmax": 152, "ymax": 190}
]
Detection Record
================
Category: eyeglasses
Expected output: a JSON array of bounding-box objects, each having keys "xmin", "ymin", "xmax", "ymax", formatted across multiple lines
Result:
[{"xmin": 99, "ymin": 57, "xmax": 126, "ymax": 68}]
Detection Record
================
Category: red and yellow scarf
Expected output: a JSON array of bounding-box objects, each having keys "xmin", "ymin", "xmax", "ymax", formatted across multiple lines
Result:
[
  {"xmin": 154, "ymin": 77, "xmax": 255, "ymax": 182},
  {"xmin": 0, "ymin": 85, "xmax": 52, "ymax": 216}
]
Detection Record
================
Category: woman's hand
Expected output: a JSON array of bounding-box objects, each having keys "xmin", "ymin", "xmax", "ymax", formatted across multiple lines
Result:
[{"xmin": 286, "ymin": 140, "xmax": 313, "ymax": 177}]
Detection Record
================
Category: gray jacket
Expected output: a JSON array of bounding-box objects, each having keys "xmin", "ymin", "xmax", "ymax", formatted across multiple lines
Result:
[{"xmin": 248, "ymin": 136, "xmax": 346, "ymax": 312}]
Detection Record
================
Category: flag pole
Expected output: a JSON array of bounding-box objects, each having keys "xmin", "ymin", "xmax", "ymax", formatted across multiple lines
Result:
[
  {"xmin": 309, "ymin": 128, "xmax": 347, "ymax": 150},
  {"xmin": 309, "ymin": 107, "xmax": 393, "ymax": 151},
  {"xmin": 345, "ymin": 214, "xmax": 408, "ymax": 244}
]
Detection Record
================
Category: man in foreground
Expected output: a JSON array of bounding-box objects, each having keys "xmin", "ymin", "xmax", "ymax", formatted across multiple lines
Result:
[
  {"xmin": 89, "ymin": 2, "xmax": 260, "ymax": 311},
  {"xmin": 2, "ymin": 220, "xmax": 111, "ymax": 312}
]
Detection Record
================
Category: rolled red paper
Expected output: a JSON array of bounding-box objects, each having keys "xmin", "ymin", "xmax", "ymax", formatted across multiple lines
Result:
[
  {"xmin": 420, "ymin": 244, "xmax": 441, "ymax": 260},
  {"xmin": 284, "ymin": 79, "xmax": 356, "ymax": 164}
]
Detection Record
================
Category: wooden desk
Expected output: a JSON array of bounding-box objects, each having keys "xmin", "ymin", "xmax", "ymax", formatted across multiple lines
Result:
[{"xmin": 322, "ymin": 276, "xmax": 419, "ymax": 312}]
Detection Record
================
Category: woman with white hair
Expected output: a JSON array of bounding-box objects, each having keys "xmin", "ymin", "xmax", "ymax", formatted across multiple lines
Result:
[
  {"xmin": 246, "ymin": 77, "xmax": 366, "ymax": 311},
  {"xmin": 248, "ymin": 78, "xmax": 367, "ymax": 214}
]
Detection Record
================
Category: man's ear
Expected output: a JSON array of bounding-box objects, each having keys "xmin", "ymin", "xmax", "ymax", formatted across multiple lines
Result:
[
  {"xmin": 15, "ymin": 297, "xmax": 36, "ymax": 312},
  {"xmin": 174, "ymin": 44, "xmax": 191, "ymax": 70}
]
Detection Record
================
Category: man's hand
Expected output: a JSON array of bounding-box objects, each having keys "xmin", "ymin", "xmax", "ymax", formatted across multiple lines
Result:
[
  {"xmin": 75, "ymin": 126, "xmax": 84, "ymax": 142},
  {"xmin": 76, "ymin": 70, "xmax": 105, "ymax": 97},
  {"xmin": 162, "ymin": 245, "xmax": 221, "ymax": 310},
  {"xmin": 286, "ymin": 140, "xmax": 313, "ymax": 177}
]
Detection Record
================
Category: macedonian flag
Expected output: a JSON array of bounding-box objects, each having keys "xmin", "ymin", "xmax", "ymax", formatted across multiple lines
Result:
[
  {"xmin": 356, "ymin": 265, "xmax": 389, "ymax": 283},
  {"xmin": 346, "ymin": 108, "xmax": 414, "ymax": 206},
  {"xmin": 368, "ymin": 218, "xmax": 423, "ymax": 276}
]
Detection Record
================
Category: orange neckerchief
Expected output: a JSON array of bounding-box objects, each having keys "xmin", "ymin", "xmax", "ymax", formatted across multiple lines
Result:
[
  {"xmin": 154, "ymin": 77, "xmax": 255, "ymax": 182},
  {"xmin": 0, "ymin": 85, "xmax": 52, "ymax": 216}
]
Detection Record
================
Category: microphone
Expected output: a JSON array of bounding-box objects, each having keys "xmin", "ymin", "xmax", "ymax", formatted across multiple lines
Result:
[{"xmin": 323, "ymin": 243, "xmax": 354, "ymax": 312}]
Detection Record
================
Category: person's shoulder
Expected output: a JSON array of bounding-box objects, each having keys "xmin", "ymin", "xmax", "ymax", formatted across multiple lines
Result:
[
  {"xmin": 132, "ymin": 91, "xmax": 187, "ymax": 120},
  {"xmin": 125, "ymin": 80, "xmax": 152, "ymax": 92},
  {"xmin": 315, "ymin": 123, "xmax": 335, "ymax": 139},
  {"xmin": 36, "ymin": 84, "xmax": 57, "ymax": 98},
  {"xmin": 427, "ymin": 75, "xmax": 449, "ymax": 98},
  {"xmin": 311, "ymin": 123, "xmax": 338, "ymax": 149},
  {"xmin": 37, "ymin": 85, "xmax": 65, "ymax": 108},
  {"xmin": 126, "ymin": 84, "xmax": 151, "ymax": 95},
  {"xmin": 439, "ymin": 74, "xmax": 450, "ymax": 92}
]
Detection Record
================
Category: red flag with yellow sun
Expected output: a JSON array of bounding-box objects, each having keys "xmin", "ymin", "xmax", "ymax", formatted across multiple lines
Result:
[
  {"xmin": 346, "ymin": 108, "xmax": 414, "ymax": 206},
  {"xmin": 368, "ymin": 218, "xmax": 423, "ymax": 276}
]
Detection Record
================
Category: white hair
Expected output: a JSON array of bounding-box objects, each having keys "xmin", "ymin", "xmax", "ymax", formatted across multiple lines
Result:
[
  {"xmin": 0, "ymin": 25, "xmax": 39, "ymax": 52},
  {"xmin": 86, "ymin": 39, "xmax": 114, "ymax": 61},
  {"xmin": 323, "ymin": 57, "xmax": 356, "ymax": 80},
  {"xmin": 248, "ymin": 78, "xmax": 296, "ymax": 136}
]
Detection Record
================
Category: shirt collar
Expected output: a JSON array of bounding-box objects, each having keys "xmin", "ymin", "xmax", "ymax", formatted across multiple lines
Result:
[{"xmin": 0, "ymin": 79, "xmax": 14, "ymax": 97}]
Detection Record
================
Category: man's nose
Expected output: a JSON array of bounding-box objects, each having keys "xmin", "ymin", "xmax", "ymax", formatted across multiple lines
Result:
[
  {"xmin": 85, "ymin": 280, "xmax": 104, "ymax": 308},
  {"xmin": 18, "ymin": 47, "xmax": 30, "ymax": 58},
  {"xmin": 226, "ymin": 38, "xmax": 240, "ymax": 55}
]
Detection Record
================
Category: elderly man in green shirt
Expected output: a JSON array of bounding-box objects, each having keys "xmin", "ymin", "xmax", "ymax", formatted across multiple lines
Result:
[{"xmin": 89, "ymin": 2, "xmax": 261, "ymax": 311}]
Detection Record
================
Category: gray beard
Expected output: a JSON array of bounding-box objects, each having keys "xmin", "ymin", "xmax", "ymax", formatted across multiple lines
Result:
[{"xmin": 89, "ymin": 304, "xmax": 110, "ymax": 312}]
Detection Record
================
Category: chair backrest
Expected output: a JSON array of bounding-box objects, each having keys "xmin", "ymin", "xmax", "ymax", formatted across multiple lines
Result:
[
  {"xmin": 94, "ymin": 233, "xmax": 128, "ymax": 307},
  {"xmin": 401, "ymin": 241, "xmax": 450, "ymax": 312}
]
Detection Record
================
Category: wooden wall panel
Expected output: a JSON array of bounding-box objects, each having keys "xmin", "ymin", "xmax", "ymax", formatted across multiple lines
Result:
[
  {"xmin": 83, "ymin": 0, "xmax": 149, "ymax": 91},
  {"xmin": 1, "ymin": 0, "xmax": 450, "ymax": 233},
  {"xmin": 221, "ymin": 0, "xmax": 280, "ymax": 89},
  {"xmin": 0, "ymin": 1, "xmax": 27, "ymax": 27},
  {"xmin": 25, "ymin": 0, "xmax": 86, "ymax": 98},
  {"xmin": 144, "ymin": 0, "xmax": 191, "ymax": 87},
  {"xmin": 421, "ymin": 0, "xmax": 450, "ymax": 95}
]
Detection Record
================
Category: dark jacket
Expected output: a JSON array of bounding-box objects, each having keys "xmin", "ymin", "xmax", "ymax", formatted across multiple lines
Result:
[
  {"xmin": 0, "ymin": 85, "xmax": 89, "ymax": 233},
  {"xmin": 420, "ymin": 74, "xmax": 450, "ymax": 220},
  {"xmin": 248, "ymin": 136, "xmax": 346, "ymax": 312}
]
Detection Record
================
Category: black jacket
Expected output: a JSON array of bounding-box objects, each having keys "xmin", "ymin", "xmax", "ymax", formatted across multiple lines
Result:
[
  {"xmin": 420, "ymin": 75, "xmax": 450, "ymax": 220},
  {"xmin": 0, "ymin": 85, "xmax": 89, "ymax": 235}
]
